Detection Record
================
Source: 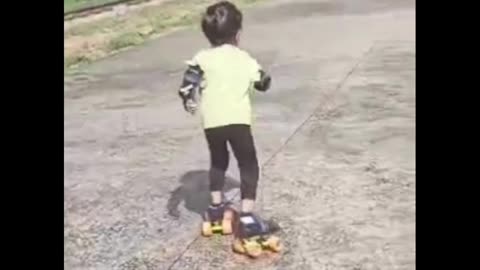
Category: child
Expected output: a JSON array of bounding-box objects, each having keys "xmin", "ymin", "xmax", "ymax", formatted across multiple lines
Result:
[{"xmin": 178, "ymin": 1, "xmax": 273, "ymax": 243}]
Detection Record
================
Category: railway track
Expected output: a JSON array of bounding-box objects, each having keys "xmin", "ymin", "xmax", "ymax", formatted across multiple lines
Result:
[{"xmin": 64, "ymin": 0, "xmax": 150, "ymax": 21}]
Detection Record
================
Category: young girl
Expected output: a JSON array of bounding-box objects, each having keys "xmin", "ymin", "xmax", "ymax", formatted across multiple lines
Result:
[{"xmin": 178, "ymin": 1, "xmax": 276, "ymax": 255}]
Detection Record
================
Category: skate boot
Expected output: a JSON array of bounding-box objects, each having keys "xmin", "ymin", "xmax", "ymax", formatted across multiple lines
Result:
[
  {"xmin": 201, "ymin": 203, "xmax": 234, "ymax": 236},
  {"xmin": 232, "ymin": 213, "xmax": 282, "ymax": 258}
]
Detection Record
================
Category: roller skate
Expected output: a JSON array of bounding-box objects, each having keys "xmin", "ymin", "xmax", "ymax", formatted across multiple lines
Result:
[
  {"xmin": 232, "ymin": 213, "xmax": 282, "ymax": 258},
  {"xmin": 201, "ymin": 203, "xmax": 234, "ymax": 237}
]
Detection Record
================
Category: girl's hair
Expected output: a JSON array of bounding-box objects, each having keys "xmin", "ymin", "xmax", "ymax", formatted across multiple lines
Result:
[{"xmin": 201, "ymin": 1, "xmax": 243, "ymax": 46}]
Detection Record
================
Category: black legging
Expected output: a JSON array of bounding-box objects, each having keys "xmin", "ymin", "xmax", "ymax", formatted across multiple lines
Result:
[{"xmin": 204, "ymin": 124, "xmax": 259, "ymax": 200}]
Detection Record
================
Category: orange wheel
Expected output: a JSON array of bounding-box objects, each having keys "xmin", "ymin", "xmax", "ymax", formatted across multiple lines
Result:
[
  {"xmin": 201, "ymin": 222, "xmax": 213, "ymax": 237},
  {"xmin": 244, "ymin": 241, "xmax": 262, "ymax": 258},
  {"xmin": 232, "ymin": 239, "xmax": 246, "ymax": 254},
  {"xmin": 265, "ymin": 236, "xmax": 282, "ymax": 252}
]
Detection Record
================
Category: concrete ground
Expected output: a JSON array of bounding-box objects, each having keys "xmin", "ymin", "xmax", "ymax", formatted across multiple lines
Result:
[{"xmin": 64, "ymin": 0, "xmax": 415, "ymax": 269}]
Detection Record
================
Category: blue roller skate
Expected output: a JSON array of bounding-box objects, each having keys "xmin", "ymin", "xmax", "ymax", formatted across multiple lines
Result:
[
  {"xmin": 232, "ymin": 213, "xmax": 282, "ymax": 257},
  {"xmin": 201, "ymin": 203, "xmax": 234, "ymax": 236}
]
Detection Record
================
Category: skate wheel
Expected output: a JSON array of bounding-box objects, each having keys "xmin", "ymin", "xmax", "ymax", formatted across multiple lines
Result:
[
  {"xmin": 244, "ymin": 241, "xmax": 262, "ymax": 258},
  {"xmin": 201, "ymin": 222, "xmax": 213, "ymax": 237},
  {"xmin": 232, "ymin": 239, "xmax": 246, "ymax": 254},
  {"xmin": 265, "ymin": 236, "xmax": 282, "ymax": 252},
  {"xmin": 221, "ymin": 219, "xmax": 233, "ymax": 235}
]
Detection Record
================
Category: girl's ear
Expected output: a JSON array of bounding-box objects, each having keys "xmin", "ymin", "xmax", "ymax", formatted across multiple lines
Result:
[{"xmin": 235, "ymin": 30, "xmax": 242, "ymax": 44}]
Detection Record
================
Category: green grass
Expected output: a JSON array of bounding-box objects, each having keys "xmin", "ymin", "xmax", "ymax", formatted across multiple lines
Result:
[
  {"xmin": 65, "ymin": 0, "xmax": 266, "ymax": 68},
  {"xmin": 65, "ymin": 55, "xmax": 92, "ymax": 67},
  {"xmin": 107, "ymin": 32, "xmax": 144, "ymax": 51},
  {"xmin": 64, "ymin": 0, "xmax": 126, "ymax": 13}
]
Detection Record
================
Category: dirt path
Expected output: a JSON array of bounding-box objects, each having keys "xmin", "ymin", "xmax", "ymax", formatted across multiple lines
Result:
[{"xmin": 64, "ymin": 1, "xmax": 415, "ymax": 269}]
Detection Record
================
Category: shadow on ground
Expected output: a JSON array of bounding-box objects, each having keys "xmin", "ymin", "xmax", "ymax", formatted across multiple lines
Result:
[{"xmin": 166, "ymin": 170, "xmax": 240, "ymax": 218}]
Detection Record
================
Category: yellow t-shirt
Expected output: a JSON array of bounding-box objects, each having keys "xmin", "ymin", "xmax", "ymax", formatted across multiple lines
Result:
[{"xmin": 189, "ymin": 44, "xmax": 261, "ymax": 129}]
